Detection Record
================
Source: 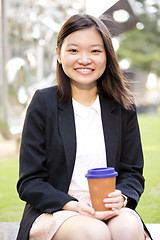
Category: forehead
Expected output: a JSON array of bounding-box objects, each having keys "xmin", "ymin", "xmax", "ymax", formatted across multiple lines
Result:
[{"xmin": 62, "ymin": 27, "xmax": 104, "ymax": 47}]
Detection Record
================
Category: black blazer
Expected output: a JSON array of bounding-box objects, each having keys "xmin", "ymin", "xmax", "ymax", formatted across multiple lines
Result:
[{"xmin": 16, "ymin": 86, "xmax": 147, "ymax": 239}]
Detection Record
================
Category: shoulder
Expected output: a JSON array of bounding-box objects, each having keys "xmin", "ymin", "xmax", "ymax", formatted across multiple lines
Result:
[
  {"xmin": 26, "ymin": 86, "xmax": 58, "ymax": 116},
  {"xmin": 37, "ymin": 85, "xmax": 58, "ymax": 99},
  {"xmin": 32, "ymin": 85, "xmax": 58, "ymax": 106},
  {"xmin": 100, "ymin": 94, "xmax": 138, "ymax": 126},
  {"xmin": 116, "ymin": 102, "xmax": 138, "ymax": 124},
  {"xmin": 100, "ymin": 93, "xmax": 137, "ymax": 115},
  {"xmin": 25, "ymin": 86, "xmax": 59, "ymax": 125}
]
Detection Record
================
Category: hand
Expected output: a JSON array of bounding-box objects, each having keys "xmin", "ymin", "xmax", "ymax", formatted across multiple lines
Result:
[
  {"xmin": 63, "ymin": 200, "xmax": 95, "ymax": 216},
  {"xmin": 93, "ymin": 209, "xmax": 119, "ymax": 221},
  {"xmin": 63, "ymin": 199, "xmax": 119, "ymax": 221},
  {"xmin": 103, "ymin": 189, "xmax": 124, "ymax": 211}
]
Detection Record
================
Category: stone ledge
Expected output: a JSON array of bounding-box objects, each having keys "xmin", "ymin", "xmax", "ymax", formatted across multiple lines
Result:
[
  {"xmin": 0, "ymin": 222, "xmax": 19, "ymax": 240},
  {"xmin": 0, "ymin": 222, "xmax": 159, "ymax": 240},
  {"xmin": 146, "ymin": 224, "xmax": 160, "ymax": 240}
]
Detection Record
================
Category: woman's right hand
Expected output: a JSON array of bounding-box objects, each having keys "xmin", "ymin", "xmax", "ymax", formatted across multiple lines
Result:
[
  {"xmin": 63, "ymin": 200, "xmax": 95, "ymax": 216},
  {"xmin": 62, "ymin": 201, "xmax": 119, "ymax": 220}
]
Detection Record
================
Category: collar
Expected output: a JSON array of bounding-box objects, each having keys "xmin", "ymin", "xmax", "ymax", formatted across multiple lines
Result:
[{"xmin": 72, "ymin": 95, "xmax": 101, "ymax": 119}]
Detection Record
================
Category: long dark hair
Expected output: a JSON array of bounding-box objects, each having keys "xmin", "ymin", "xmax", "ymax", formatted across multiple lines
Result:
[{"xmin": 56, "ymin": 14, "xmax": 134, "ymax": 110}]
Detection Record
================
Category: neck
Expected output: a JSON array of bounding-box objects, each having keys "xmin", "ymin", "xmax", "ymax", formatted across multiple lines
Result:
[{"xmin": 72, "ymin": 86, "xmax": 98, "ymax": 107}]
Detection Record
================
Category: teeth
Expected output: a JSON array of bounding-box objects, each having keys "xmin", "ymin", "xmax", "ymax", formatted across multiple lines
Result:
[{"xmin": 76, "ymin": 68, "xmax": 92, "ymax": 72}]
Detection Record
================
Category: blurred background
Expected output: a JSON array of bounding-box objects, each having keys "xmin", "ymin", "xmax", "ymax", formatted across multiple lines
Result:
[{"xmin": 0, "ymin": 0, "xmax": 160, "ymax": 224}]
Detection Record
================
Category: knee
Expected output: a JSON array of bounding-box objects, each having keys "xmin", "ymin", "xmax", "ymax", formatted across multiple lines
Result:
[
  {"xmin": 108, "ymin": 210, "xmax": 144, "ymax": 240},
  {"xmin": 54, "ymin": 215, "xmax": 111, "ymax": 240},
  {"xmin": 124, "ymin": 212, "xmax": 143, "ymax": 234},
  {"xmin": 73, "ymin": 216, "xmax": 111, "ymax": 240},
  {"xmin": 85, "ymin": 220, "xmax": 111, "ymax": 240},
  {"xmin": 122, "ymin": 213, "xmax": 142, "ymax": 234}
]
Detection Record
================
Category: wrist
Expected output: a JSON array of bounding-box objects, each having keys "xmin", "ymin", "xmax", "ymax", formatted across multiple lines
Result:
[
  {"xmin": 63, "ymin": 200, "xmax": 78, "ymax": 211},
  {"xmin": 121, "ymin": 194, "xmax": 128, "ymax": 208}
]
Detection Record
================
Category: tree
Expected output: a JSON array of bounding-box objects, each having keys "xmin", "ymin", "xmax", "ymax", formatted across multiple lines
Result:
[{"xmin": 117, "ymin": 0, "xmax": 160, "ymax": 76}]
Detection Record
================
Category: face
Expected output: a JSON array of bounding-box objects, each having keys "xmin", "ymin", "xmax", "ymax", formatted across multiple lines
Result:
[{"xmin": 57, "ymin": 27, "xmax": 107, "ymax": 90}]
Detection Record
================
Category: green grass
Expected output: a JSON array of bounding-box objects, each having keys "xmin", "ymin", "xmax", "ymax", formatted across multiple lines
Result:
[
  {"xmin": 0, "ymin": 113, "xmax": 160, "ymax": 223},
  {"xmin": 0, "ymin": 155, "xmax": 25, "ymax": 222},
  {"xmin": 136, "ymin": 113, "xmax": 160, "ymax": 223}
]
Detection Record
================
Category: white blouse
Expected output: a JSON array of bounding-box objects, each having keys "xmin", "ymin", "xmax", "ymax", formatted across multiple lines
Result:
[{"xmin": 69, "ymin": 95, "xmax": 107, "ymax": 192}]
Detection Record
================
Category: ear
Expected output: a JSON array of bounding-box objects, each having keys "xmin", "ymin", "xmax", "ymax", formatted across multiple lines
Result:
[{"xmin": 56, "ymin": 46, "xmax": 61, "ymax": 64}]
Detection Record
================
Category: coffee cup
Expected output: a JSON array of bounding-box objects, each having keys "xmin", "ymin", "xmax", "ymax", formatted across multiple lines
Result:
[{"xmin": 85, "ymin": 167, "xmax": 118, "ymax": 211}]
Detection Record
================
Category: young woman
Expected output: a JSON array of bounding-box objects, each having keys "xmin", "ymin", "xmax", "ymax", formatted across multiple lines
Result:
[{"xmin": 16, "ymin": 14, "xmax": 152, "ymax": 240}]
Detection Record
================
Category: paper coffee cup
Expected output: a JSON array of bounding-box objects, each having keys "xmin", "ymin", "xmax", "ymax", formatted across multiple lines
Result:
[{"xmin": 85, "ymin": 167, "xmax": 118, "ymax": 211}]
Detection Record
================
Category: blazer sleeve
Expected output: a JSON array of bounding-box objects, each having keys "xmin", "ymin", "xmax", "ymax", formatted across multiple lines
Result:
[
  {"xmin": 17, "ymin": 90, "xmax": 77, "ymax": 213},
  {"xmin": 116, "ymin": 107, "xmax": 145, "ymax": 210}
]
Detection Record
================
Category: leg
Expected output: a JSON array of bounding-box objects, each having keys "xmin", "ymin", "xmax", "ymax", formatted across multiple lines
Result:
[
  {"xmin": 53, "ymin": 215, "xmax": 111, "ymax": 240},
  {"xmin": 107, "ymin": 208, "xmax": 145, "ymax": 240}
]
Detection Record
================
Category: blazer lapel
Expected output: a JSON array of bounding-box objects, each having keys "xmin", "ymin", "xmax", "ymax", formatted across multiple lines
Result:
[
  {"xmin": 58, "ymin": 98, "xmax": 76, "ymax": 182},
  {"xmin": 58, "ymin": 94, "xmax": 120, "ymax": 181},
  {"xmin": 100, "ymin": 95, "xmax": 119, "ymax": 168}
]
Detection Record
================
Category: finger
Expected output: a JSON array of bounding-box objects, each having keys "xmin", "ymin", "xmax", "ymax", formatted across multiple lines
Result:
[
  {"xmin": 82, "ymin": 206, "xmax": 95, "ymax": 215},
  {"xmin": 94, "ymin": 210, "xmax": 119, "ymax": 220},
  {"xmin": 104, "ymin": 203, "xmax": 121, "ymax": 210},
  {"xmin": 104, "ymin": 196, "xmax": 124, "ymax": 210},
  {"xmin": 86, "ymin": 200, "xmax": 92, "ymax": 207},
  {"xmin": 104, "ymin": 210, "xmax": 119, "ymax": 220},
  {"xmin": 103, "ymin": 195, "xmax": 122, "ymax": 202},
  {"xmin": 77, "ymin": 202, "xmax": 95, "ymax": 215},
  {"xmin": 103, "ymin": 190, "xmax": 122, "ymax": 204},
  {"xmin": 108, "ymin": 189, "xmax": 121, "ymax": 198},
  {"xmin": 103, "ymin": 196, "xmax": 120, "ymax": 204}
]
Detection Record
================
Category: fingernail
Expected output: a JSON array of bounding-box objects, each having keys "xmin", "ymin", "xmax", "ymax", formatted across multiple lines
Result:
[
  {"xmin": 91, "ymin": 210, "xmax": 94, "ymax": 214},
  {"xmin": 105, "ymin": 204, "xmax": 110, "ymax": 208}
]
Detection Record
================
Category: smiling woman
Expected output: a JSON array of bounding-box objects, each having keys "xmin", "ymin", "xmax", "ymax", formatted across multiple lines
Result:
[
  {"xmin": 56, "ymin": 28, "xmax": 106, "ymax": 105},
  {"xmin": 16, "ymin": 14, "xmax": 152, "ymax": 240},
  {"xmin": 56, "ymin": 14, "xmax": 135, "ymax": 110}
]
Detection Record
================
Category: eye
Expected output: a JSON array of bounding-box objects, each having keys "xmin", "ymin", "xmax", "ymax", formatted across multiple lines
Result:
[
  {"xmin": 92, "ymin": 49, "xmax": 101, "ymax": 53},
  {"xmin": 69, "ymin": 49, "xmax": 78, "ymax": 53}
]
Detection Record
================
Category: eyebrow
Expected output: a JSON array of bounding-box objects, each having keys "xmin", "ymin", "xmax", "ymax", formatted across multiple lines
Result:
[
  {"xmin": 91, "ymin": 44, "xmax": 105, "ymax": 48},
  {"xmin": 66, "ymin": 43, "xmax": 78, "ymax": 47},
  {"xmin": 66, "ymin": 43, "xmax": 104, "ymax": 48}
]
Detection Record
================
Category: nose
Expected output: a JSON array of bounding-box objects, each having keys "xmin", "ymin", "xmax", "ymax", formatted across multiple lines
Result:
[{"xmin": 77, "ymin": 53, "xmax": 91, "ymax": 65}]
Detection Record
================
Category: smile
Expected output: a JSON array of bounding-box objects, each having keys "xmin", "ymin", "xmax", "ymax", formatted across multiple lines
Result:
[{"xmin": 75, "ymin": 68, "xmax": 94, "ymax": 74}]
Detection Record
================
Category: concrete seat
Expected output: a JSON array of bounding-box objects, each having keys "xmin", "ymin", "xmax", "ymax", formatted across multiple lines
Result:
[
  {"xmin": 146, "ymin": 224, "xmax": 160, "ymax": 240},
  {"xmin": 0, "ymin": 222, "xmax": 19, "ymax": 240}
]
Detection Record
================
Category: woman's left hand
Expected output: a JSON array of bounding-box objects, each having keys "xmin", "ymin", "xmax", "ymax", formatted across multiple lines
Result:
[{"xmin": 103, "ymin": 189, "xmax": 125, "ymax": 211}]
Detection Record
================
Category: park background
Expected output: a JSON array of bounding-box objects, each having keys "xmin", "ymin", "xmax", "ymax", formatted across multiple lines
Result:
[{"xmin": 0, "ymin": 0, "xmax": 160, "ymax": 225}]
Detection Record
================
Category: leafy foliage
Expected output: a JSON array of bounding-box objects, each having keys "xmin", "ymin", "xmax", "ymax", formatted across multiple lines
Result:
[{"xmin": 117, "ymin": 0, "xmax": 160, "ymax": 76}]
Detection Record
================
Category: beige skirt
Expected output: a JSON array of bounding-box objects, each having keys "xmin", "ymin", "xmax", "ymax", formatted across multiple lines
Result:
[{"xmin": 29, "ymin": 191, "xmax": 151, "ymax": 240}]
